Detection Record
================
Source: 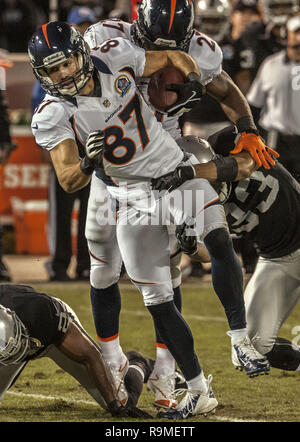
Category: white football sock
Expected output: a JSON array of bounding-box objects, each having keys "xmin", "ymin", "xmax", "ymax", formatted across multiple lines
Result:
[
  {"xmin": 227, "ymin": 328, "xmax": 248, "ymax": 345},
  {"xmin": 150, "ymin": 345, "xmax": 176, "ymax": 377},
  {"xmin": 187, "ymin": 370, "xmax": 207, "ymax": 393},
  {"xmin": 99, "ymin": 336, "xmax": 126, "ymax": 367}
]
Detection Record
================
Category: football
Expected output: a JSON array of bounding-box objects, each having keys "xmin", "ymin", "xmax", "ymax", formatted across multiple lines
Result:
[{"xmin": 147, "ymin": 66, "xmax": 185, "ymax": 112}]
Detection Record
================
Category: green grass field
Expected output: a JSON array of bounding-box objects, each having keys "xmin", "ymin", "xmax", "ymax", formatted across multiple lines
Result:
[{"xmin": 1, "ymin": 280, "xmax": 300, "ymax": 423}]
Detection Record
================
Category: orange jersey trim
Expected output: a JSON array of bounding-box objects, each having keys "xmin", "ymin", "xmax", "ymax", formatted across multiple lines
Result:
[
  {"xmin": 97, "ymin": 333, "xmax": 119, "ymax": 342},
  {"xmin": 204, "ymin": 196, "xmax": 220, "ymax": 210},
  {"xmin": 89, "ymin": 249, "xmax": 108, "ymax": 264}
]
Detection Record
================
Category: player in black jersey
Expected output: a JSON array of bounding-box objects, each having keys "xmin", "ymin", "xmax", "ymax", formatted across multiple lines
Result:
[
  {"xmin": 152, "ymin": 126, "xmax": 300, "ymax": 373},
  {"xmin": 234, "ymin": 0, "xmax": 299, "ymax": 93},
  {"xmin": 0, "ymin": 284, "xmax": 152, "ymax": 419}
]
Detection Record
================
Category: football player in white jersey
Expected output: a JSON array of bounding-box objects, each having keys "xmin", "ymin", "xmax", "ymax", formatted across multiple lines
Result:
[
  {"xmin": 28, "ymin": 16, "xmax": 275, "ymax": 418},
  {"xmin": 82, "ymin": 0, "xmax": 277, "ymax": 412},
  {"xmin": 29, "ymin": 20, "xmax": 220, "ymax": 419}
]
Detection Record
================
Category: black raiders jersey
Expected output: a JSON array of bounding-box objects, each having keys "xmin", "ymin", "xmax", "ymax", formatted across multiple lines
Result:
[
  {"xmin": 0, "ymin": 285, "xmax": 71, "ymax": 359},
  {"xmin": 208, "ymin": 126, "xmax": 300, "ymax": 258},
  {"xmin": 235, "ymin": 20, "xmax": 284, "ymax": 81},
  {"xmin": 225, "ymin": 163, "xmax": 300, "ymax": 258}
]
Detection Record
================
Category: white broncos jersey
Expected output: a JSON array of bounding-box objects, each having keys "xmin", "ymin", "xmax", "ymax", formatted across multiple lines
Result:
[
  {"xmin": 84, "ymin": 19, "xmax": 223, "ymax": 139},
  {"xmin": 31, "ymin": 38, "xmax": 184, "ymax": 193}
]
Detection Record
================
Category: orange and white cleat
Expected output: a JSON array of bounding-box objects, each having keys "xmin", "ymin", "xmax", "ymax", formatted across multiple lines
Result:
[
  {"xmin": 108, "ymin": 356, "xmax": 129, "ymax": 406},
  {"xmin": 147, "ymin": 372, "xmax": 178, "ymax": 409}
]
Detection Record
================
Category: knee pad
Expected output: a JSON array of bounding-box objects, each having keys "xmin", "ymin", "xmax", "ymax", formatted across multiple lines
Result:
[
  {"xmin": 90, "ymin": 262, "xmax": 121, "ymax": 289},
  {"xmin": 132, "ymin": 281, "xmax": 174, "ymax": 307}
]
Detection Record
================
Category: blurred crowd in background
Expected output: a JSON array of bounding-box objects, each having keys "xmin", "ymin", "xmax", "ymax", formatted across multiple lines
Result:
[{"xmin": 1, "ymin": 0, "xmax": 300, "ymax": 282}]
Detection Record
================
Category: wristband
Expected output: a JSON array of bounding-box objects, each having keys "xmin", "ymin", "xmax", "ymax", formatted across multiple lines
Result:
[
  {"xmin": 236, "ymin": 116, "xmax": 259, "ymax": 135},
  {"xmin": 212, "ymin": 155, "xmax": 238, "ymax": 182}
]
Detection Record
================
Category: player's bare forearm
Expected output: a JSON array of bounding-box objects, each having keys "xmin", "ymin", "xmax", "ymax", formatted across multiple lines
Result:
[
  {"xmin": 206, "ymin": 70, "xmax": 254, "ymax": 124},
  {"xmin": 193, "ymin": 151, "xmax": 256, "ymax": 182},
  {"xmin": 58, "ymin": 321, "xmax": 119, "ymax": 407},
  {"xmin": 50, "ymin": 139, "xmax": 91, "ymax": 193},
  {"xmin": 144, "ymin": 50, "xmax": 200, "ymax": 78}
]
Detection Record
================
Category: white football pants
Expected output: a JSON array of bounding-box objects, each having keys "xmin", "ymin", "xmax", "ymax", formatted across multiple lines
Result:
[
  {"xmin": 245, "ymin": 247, "xmax": 300, "ymax": 355},
  {"xmin": 85, "ymin": 174, "xmax": 182, "ymax": 289}
]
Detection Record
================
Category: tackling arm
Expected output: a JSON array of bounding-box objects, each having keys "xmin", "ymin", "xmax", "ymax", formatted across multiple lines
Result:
[
  {"xmin": 151, "ymin": 151, "xmax": 257, "ymax": 193},
  {"xmin": 57, "ymin": 321, "xmax": 122, "ymax": 413},
  {"xmin": 193, "ymin": 151, "xmax": 257, "ymax": 182}
]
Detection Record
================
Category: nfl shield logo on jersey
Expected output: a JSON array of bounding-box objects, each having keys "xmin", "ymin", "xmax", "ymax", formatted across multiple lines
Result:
[{"xmin": 115, "ymin": 75, "xmax": 132, "ymax": 97}]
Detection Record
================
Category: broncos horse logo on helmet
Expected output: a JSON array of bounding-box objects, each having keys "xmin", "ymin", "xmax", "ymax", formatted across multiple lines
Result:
[
  {"xmin": 133, "ymin": 0, "xmax": 195, "ymax": 50},
  {"xmin": 28, "ymin": 21, "xmax": 94, "ymax": 98}
]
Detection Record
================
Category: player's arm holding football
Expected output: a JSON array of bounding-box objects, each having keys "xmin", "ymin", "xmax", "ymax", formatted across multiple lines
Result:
[{"xmin": 143, "ymin": 50, "xmax": 205, "ymax": 116}]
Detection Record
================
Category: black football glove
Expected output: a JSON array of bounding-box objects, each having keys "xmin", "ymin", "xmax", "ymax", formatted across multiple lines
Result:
[
  {"xmin": 80, "ymin": 130, "xmax": 105, "ymax": 175},
  {"xmin": 125, "ymin": 406, "xmax": 153, "ymax": 419},
  {"xmin": 176, "ymin": 221, "xmax": 198, "ymax": 256},
  {"xmin": 165, "ymin": 73, "xmax": 206, "ymax": 117},
  {"xmin": 151, "ymin": 164, "xmax": 196, "ymax": 193}
]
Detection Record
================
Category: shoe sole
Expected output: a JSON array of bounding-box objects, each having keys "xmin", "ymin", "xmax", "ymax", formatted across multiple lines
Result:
[
  {"xmin": 154, "ymin": 400, "xmax": 177, "ymax": 409},
  {"xmin": 234, "ymin": 365, "xmax": 270, "ymax": 377}
]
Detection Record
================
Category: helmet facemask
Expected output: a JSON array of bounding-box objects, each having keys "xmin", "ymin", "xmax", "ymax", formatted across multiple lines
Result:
[
  {"xmin": 28, "ymin": 23, "xmax": 94, "ymax": 98},
  {"xmin": 34, "ymin": 48, "xmax": 93, "ymax": 98},
  {"xmin": 0, "ymin": 307, "xmax": 31, "ymax": 366}
]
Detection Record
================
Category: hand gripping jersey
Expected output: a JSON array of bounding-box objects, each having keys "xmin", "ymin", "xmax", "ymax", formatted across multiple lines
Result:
[
  {"xmin": 32, "ymin": 38, "xmax": 186, "ymax": 202},
  {"xmin": 84, "ymin": 19, "xmax": 223, "ymax": 139}
]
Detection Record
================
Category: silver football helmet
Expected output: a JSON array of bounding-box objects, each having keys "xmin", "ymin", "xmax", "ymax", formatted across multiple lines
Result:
[
  {"xmin": 194, "ymin": 0, "xmax": 231, "ymax": 42},
  {"xmin": 177, "ymin": 135, "xmax": 232, "ymax": 202},
  {"xmin": 0, "ymin": 305, "xmax": 30, "ymax": 366},
  {"xmin": 259, "ymin": 0, "xmax": 299, "ymax": 41}
]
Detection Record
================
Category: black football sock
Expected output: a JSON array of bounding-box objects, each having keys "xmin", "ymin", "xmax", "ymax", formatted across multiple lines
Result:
[
  {"xmin": 204, "ymin": 227, "xmax": 246, "ymax": 330},
  {"xmin": 154, "ymin": 285, "xmax": 182, "ymax": 346},
  {"xmin": 90, "ymin": 283, "xmax": 121, "ymax": 339},
  {"xmin": 147, "ymin": 301, "xmax": 201, "ymax": 381}
]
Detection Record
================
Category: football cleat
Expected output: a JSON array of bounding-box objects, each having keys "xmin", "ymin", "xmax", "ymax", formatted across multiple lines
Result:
[
  {"xmin": 228, "ymin": 333, "xmax": 270, "ymax": 378},
  {"xmin": 147, "ymin": 372, "xmax": 178, "ymax": 409},
  {"xmin": 108, "ymin": 357, "xmax": 129, "ymax": 406},
  {"xmin": 157, "ymin": 374, "xmax": 218, "ymax": 420}
]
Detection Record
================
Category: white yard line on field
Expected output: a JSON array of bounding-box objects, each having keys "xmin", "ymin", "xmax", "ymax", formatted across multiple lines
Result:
[
  {"xmin": 122, "ymin": 309, "xmax": 227, "ymax": 323},
  {"xmin": 6, "ymin": 391, "xmax": 269, "ymax": 422}
]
